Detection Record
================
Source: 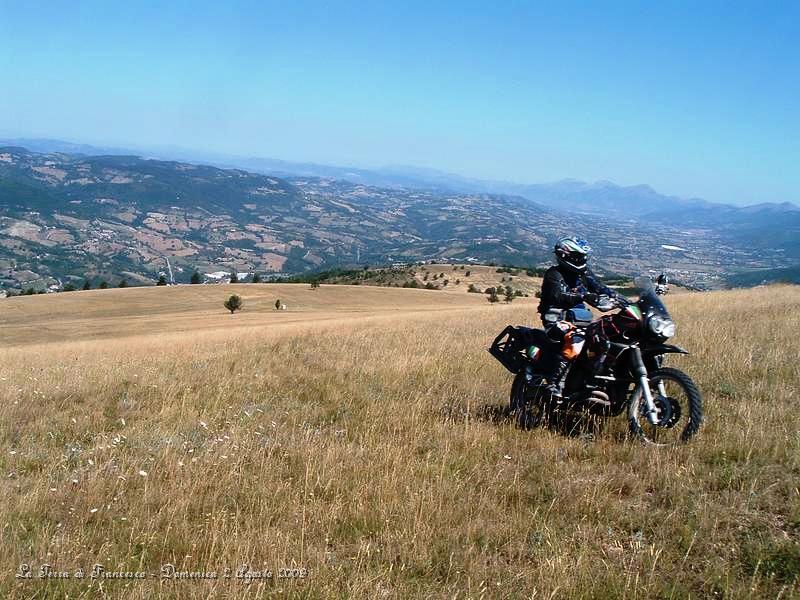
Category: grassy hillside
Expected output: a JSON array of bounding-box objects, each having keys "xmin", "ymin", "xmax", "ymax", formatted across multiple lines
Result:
[
  {"xmin": 1, "ymin": 285, "xmax": 798, "ymax": 597},
  {"xmin": 0, "ymin": 282, "xmax": 495, "ymax": 346},
  {"xmin": 282, "ymin": 263, "xmax": 544, "ymax": 296}
]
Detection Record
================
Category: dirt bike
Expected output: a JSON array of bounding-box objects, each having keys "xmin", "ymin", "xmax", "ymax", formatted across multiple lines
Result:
[{"xmin": 489, "ymin": 277, "xmax": 703, "ymax": 445}]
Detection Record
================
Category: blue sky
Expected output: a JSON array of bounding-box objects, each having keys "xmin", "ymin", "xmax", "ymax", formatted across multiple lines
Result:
[{"xmin": 1, "ymin": 0, "xmax": 798, "ymax": 205}]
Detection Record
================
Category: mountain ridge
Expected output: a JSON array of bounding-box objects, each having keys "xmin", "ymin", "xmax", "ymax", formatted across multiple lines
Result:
[
  {"xmin": 1, "ymin": 144, "xmax": 798, "ymax": 293},
  {"xmin": 3, "ymin": 137, "xmax": 796, "ymax": 216}
]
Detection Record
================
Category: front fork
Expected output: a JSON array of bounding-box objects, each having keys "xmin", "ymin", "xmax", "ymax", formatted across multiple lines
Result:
[{"xmin": 631, "ymin": 346, "xmax": 660, "ymax": 425}]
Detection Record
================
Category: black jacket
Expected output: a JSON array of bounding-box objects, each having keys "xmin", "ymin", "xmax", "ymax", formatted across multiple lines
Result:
[{"xmin": 537, "ymin": 265, "xmax": 616, "ymax": 317}]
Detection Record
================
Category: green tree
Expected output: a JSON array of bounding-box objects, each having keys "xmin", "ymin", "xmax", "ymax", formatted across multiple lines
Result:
[
  {"xmin": 465, "ymin": 270, "xmax": 471, "ymax": 277},
  {"xmin": 118, "ymin": 279, "xmax": 128, "ymax": 288},
  {"xmin": 82, "ymin": 279, "xmax": 91, "ymax": 291},
  {"xmin": 229, "ymin": 271, "xmax": 239, "ymax": 284},
  {"xmin": 99, "ymin": 281, "xmax": 109, "ymax": 289},
  {"xmin": 275, "ymin": 298, "xmax": 282, "ymax": 310},
  {"xmin": 224, "ymin": 294, "xmax": 243, "ymax": 314},
  {"xmin": 487, "ymin": 289, "xmax": 500, "ymax": 303},
  {"xmin": 251, "ymin": 272, "xmax": 262, "ymax": 284},
  {"xmin": 156, "ymin": 275, "xmax": 167, "ymax": 286},
  {"xmin": 63, "ymin": 283, "xmax": 76, "ymax": 292},
  {"xmin": 190, "ymin": 271, "xmax": 202, "ymax": 284},
  {"xmin": 504, "ymin": 285, "xmax": 514, "ymax": 303}
]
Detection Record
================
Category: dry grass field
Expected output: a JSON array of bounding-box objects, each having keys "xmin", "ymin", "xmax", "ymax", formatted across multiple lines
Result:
[
  {"xmin": 0, "ymin": 284, "xmax": 489, "ymax": 346},
  {"xmin": 1, "ymin": 283, "xmax": 798, "ymax": 598}
]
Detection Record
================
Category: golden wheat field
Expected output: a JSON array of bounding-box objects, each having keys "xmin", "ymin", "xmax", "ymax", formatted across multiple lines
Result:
[{"xmin": 1, "ymin": 283, "xmax": 798, "ymax": 598}]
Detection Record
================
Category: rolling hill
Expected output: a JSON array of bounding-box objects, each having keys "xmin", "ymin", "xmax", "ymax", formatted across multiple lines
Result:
[{"xmin": 1, "ymin": 145, "xmax": 798, "ymax": 293}]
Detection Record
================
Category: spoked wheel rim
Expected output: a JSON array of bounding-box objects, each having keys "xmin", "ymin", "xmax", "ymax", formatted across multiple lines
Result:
[
  {"xmin": 628, "ymin": 367, "xmax": 703, "ymax": 446},
  {"xmin": 510, "ymin": 371, "xmax": 549, "ymax": 430}
]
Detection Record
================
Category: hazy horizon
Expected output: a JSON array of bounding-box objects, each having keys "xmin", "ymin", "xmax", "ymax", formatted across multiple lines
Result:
[
  {"xmin": 2, "ymin": 132, "xmax": 799, "ymax": 210},
  {"xmin": 2, "ymin": 2, "xmax": 798, "ymax": 206}
]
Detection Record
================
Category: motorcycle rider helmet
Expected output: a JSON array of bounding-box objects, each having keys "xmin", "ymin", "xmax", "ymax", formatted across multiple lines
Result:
[{"xmin": 554, "ymin": 237, "xmax": 591, "ymax": 273}]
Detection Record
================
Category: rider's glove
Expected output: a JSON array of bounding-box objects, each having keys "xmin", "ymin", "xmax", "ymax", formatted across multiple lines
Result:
[{"xmin": 583, "ymin": 292, "xmax": 599, "ymax": 306}]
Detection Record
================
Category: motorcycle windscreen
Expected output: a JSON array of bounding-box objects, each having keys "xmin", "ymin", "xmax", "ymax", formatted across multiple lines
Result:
[{"xmin": 633, "ymin": 275, "xmax": 671, "ymax": 319}]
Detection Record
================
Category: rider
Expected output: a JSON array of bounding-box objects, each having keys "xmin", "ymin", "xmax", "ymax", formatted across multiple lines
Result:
[
  {"xmin": 537, "ymin": 237, "xmax": 619, "ymax": 398},
  {"xmin": 655, "ymin": 272, "xmax": 669, "ymax": 295}
]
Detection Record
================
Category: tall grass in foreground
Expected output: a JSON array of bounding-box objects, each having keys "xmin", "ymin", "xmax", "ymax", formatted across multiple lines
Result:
[{"xmin": 1, "ymin": 286, "xmax": 798, "ymax": 598}]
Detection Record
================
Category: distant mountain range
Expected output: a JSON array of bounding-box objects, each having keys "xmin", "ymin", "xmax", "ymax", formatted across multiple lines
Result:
[
  {"xmin": 4, "ymin": 137, "xmax": 797, "ymax": 218},
  {"xmin": 0, "ymin": 139, "xmax": 798, "ymax": 291},
  {"xmin": 0, "ymin": 146, "xmax": 570, "ymax": 290}
]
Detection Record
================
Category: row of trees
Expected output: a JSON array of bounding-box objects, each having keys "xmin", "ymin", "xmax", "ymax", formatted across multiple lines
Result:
[
  {"xmin": 486, "ymin": 285, "xmax": 519, "ymax": 303},
  {"xmin": 44, "ymin": 269, "xmax": 265, "ymax": 294},
  {"xmin": 62, "ymin": 278, "xmax": 119, "ymax": 292}
]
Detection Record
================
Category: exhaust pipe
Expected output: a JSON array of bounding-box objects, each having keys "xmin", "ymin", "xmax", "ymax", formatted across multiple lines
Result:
[{"xmin": 587, "ymin": 389, "xmax": 610, "ymax": 408}]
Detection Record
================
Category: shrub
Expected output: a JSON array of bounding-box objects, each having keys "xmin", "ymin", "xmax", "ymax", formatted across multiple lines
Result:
[
  {"xmin": 156, "ymin": 276, "xmax": 166, "ymax": 286},
  {"xmin": 190, "ymin": 271, "xmax": 202, "ymax": 284},
  {"xmin": 224, "ymin": 294, "xmax": 243, "ymax": 314}
]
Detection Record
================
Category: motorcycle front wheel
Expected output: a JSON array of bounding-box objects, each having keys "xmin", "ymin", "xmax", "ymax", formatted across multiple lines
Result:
[{"xmin": 628, "ymin": 367, "xmax": 703, "ymax": 445}]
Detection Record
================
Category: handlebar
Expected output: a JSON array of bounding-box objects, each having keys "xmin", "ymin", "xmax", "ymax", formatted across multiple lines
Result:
[{"xmin": 594, "ymin": 294, "xmax": 630, "ymax": 312}]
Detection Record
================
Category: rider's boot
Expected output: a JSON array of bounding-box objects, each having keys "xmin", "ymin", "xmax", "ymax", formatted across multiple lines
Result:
[{"xmin": 545, "ymin": 357, "xmax": 572, "ymax": 400}]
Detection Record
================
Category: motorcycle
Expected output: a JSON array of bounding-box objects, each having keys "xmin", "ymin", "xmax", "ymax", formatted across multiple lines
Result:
[{"xmin": 489, "ymin": 276, "xmax": 703, "ymax": 445}]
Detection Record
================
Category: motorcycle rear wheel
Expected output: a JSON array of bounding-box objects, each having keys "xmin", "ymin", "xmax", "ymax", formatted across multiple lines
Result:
[
  {"xmin": 628, "ymin": 367, "xmax": 703, "ymax": 445},
  {"xmin": 510, "ymin": 371, "xmax": 550, "ymax": 430}
]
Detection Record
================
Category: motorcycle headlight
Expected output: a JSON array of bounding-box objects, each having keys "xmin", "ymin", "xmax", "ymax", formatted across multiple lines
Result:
[{"xmin": 648, "ymin": 315, "xmax": 676, "ymax": 338}]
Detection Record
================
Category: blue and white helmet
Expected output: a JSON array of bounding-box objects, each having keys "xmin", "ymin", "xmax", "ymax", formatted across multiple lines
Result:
[{"xmin": 554, "ymin": 237, "xmax": 591, "ymax": 273}]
